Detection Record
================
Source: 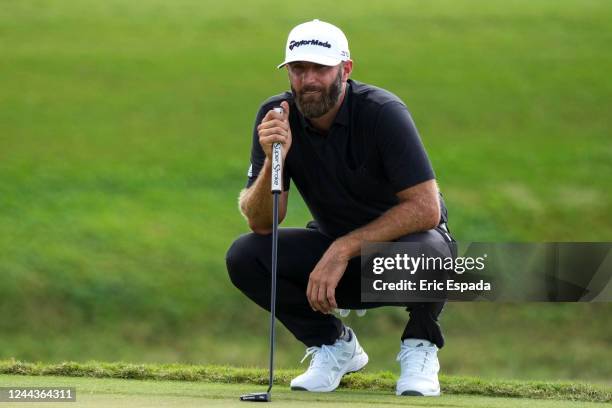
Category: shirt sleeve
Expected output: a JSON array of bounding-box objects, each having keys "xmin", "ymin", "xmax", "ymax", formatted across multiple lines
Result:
[
  {"xmin": 245, "ymin": 103, "xmax": 291, "ymax": 191},
  {"xmin": 375, "ymin": 101, "xmax": 435, "ymax": 192}
]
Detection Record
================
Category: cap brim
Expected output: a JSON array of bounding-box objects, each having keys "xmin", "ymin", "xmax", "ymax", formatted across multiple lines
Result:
[{"xmin": 277, "ymin": 54, "xmax": 343, "ymax": 69}]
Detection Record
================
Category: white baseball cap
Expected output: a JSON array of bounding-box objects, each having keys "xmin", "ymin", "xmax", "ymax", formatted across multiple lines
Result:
[{"xmin": 277, "ymin": 19, "xmax": 350, "ymax": 69}]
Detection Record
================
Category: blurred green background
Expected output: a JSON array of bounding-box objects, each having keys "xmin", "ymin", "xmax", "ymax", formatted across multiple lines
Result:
[{"xmin": 1, "ymin": 0, "xmax": 610, "ymax": 383}]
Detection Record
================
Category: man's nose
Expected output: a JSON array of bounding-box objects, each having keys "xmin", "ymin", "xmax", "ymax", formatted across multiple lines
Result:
[{"xmin": 302, "ymin": 67, "xmax": 319, "ymax": 85}]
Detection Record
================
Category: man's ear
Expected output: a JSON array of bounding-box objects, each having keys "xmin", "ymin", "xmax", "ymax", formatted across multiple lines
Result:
[{"xmin": 343, "ymin": 60, "xmax": 353, "ymax": 81}]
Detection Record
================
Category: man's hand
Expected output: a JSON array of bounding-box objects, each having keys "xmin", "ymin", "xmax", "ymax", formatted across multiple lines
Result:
[
  {"xmin": 257, "ymin": 101, "xmax": 292, "ymax": 161},
  {"xmin": 307, "ymin": 242, "xmax": 351, "ymax": 314}
]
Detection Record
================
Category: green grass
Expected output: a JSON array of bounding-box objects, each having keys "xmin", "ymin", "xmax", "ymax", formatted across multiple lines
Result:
[
  {"xmin": 1, "ymin": 304, "xmax": 611, "ymax": 381},
  {"xmin": 2, "ymin": 375, "xmax": 608, "ymax": 408},
  {"xmin": 0, "ymin": 0, "xmax": 611, "ymax": 383},
  {"xmin": 0, "ymin": 361, "xmax": 610, "ymax": 404}
]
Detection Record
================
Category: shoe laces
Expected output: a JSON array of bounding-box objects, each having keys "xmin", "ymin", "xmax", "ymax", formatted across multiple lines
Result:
[
  {"xmin": 300, "ymin": 343, "xmax": 341, "ymax": 370},
  {"xmin": 396, "ymin": 344, "xmax": 437, "ymax": 373}
]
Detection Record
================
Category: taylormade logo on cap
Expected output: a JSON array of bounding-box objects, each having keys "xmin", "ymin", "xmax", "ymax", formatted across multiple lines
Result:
[
  {"xmin": 289, "ymin": 39, "xmax": 331, "ymax": 51},
  {"xmin": 277, "ymin": 19, "xmax": 350, "ymax": 69}
]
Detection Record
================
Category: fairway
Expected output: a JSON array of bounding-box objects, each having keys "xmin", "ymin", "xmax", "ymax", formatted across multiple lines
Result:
[{"xmin": 0, "ymin": 375, "xmax": 608, "ymax": 408}]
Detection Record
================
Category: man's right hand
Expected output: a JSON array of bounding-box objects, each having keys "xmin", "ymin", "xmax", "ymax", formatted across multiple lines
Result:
[{"xmin": 257, "ymin": 101, "xmax": 292, "ymax": 162}]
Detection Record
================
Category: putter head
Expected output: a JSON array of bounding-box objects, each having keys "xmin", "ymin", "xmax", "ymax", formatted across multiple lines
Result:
[{"xmin": 240, "ymin": 391, "xmax": 271, "ymax": 402}]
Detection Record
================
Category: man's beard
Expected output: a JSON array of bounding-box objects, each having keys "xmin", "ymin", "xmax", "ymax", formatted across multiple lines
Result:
[{"xmin": 292, "ymin": 68, "xmax": 343, "ymax": 119}]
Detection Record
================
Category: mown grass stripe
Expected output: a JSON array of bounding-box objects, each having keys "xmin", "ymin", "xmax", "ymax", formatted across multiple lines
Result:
[{"xmin": 0, "ymin": 360, "xmax": 609, "ymax": 403}]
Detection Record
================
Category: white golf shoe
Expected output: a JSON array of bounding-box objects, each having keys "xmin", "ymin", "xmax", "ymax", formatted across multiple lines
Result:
[
  {"xmin": 290, "ymin": 327, "xmax": 369, "ymax": 392},
  {"xmin": 396, "ymin": 338, "xmax": 441, "ymax": 396}
]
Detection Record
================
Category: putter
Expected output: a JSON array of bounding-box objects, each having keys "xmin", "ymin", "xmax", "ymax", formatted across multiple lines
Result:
[{"xmin": 240, "ymin": 106, "xmax": 284, "ymax": 402}]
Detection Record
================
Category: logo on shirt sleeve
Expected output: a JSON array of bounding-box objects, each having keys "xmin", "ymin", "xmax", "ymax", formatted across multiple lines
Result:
[{"xmin": 247, "ymin": 164, "xmax": 253, "ymax": 178}]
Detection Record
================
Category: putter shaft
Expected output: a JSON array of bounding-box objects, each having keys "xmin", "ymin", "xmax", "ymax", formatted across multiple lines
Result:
[{"xmin": 242, "ymin": 107, "xmax": 283, "ymax": 402}]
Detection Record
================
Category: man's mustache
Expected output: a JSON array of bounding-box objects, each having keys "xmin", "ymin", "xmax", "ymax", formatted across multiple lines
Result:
[{"xmin": 300, "ymin": 86, "xmax": 324, "ymax": 94}]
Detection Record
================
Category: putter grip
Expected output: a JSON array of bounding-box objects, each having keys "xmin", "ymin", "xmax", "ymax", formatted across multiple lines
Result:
[{"xmin": 271, "ymin": 107, "xmax": 284, "ymax": 193}]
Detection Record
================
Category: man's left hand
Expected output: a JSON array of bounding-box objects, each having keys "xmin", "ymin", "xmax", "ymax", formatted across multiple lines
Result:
[{"xmin": 306, "ymin": 243, "xmax": 350, "ymax": 314}]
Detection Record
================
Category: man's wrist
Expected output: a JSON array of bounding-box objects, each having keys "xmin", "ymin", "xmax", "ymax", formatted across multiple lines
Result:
[
  {"xmin": 262, "ymin": 157, "xmax": 272, "ymax": 170},
  {"xmin": 332, "ymin": 235, "xmax": 361, "ymax": 260}
]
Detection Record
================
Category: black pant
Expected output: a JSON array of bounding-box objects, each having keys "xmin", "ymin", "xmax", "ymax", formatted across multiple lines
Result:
[{"xmin": 226, "ymin": 225, "xmax": 453, "ymax": 348}]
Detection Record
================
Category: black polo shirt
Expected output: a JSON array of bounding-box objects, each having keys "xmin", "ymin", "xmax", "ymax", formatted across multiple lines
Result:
[{"xmin": 246, "ymin": 79, "xmax": 448, "ymax": 238}]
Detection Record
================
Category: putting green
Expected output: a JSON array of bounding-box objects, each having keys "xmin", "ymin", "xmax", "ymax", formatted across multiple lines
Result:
[{"xmin": 0, "ymin": 375, "xmax": 608, "ymax": 408}]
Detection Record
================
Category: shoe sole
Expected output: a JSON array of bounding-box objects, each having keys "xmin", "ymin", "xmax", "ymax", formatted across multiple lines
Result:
[
  {"xmin": 290, "ymin": 351, "xmax": 369, "ymax": 392},
  {"xmin": 396, "ymin": 389, "xmax": 441, "ymax": 397},
  {"xmin": 401, "ymin": 391, "xmax": 424, "ymax": 396}
]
